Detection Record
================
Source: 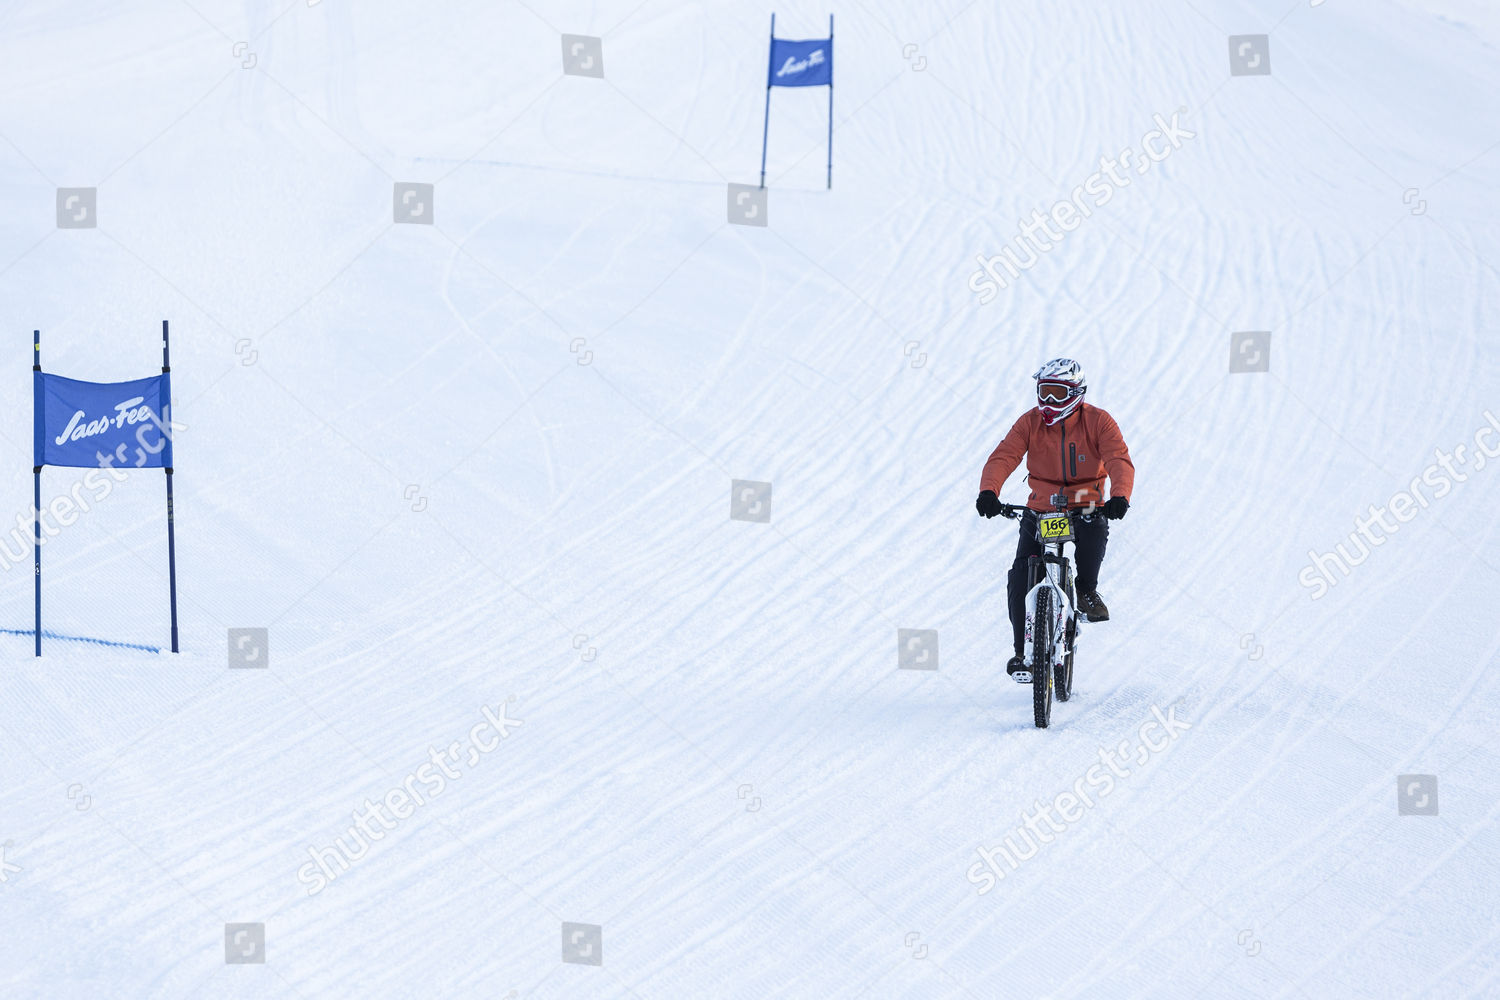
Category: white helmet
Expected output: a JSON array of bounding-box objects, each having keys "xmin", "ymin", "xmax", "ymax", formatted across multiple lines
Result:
[{"xmin": 1033, "ymin": 358, "xmax": 1086, "ymax": 425}]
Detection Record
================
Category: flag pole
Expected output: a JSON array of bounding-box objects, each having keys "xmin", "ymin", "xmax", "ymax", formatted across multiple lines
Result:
[
  {"xmin": 162, "ymin": 320, "xmax": 179, "ymax": 653},
  {"xmin": 759, "ymin": 13, "xmax": 775, "ymax": 189},
  {"xmin": 33, "ymin": 329, "xmax": 42, "ymax": 657},
  {"xmin": 826, "ymin": 13, "xmax": 834, "ymax": 190}
]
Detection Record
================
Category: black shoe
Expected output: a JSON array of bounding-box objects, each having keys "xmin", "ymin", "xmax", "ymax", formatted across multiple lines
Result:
[
  {"xmin": 1006, "ymin": 655, "xmax": 1031, "ymax": 683},
  {"xmin": 1076, "ymin": 590, "xmax": 1109, "ymax": 622}
]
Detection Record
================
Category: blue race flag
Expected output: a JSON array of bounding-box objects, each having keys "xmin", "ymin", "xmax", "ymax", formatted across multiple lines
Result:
[
  {"xmin": 759, "ymin": 16, "xmax": 836, "ymax": 189},
  {"xmin": 769, "ymin": 36, "xmax": 833, "ymax": 87},
  {"xmin": 28, "ymin": 323, "xmax": 182, "ymax": 658},
  {"xmin": 34, "ymin": 371, "xmax": 173, "ymax": 470}
]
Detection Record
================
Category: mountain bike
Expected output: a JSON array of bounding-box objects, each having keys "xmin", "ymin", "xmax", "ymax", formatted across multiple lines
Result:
[{"xmin": 995, "ymin": 496, "xmax": 1101, "ymax": 728}]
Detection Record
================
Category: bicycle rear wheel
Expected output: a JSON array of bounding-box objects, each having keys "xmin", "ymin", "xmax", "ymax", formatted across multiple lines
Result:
[
  {"xmin": 1032, "ymin": 589, "xmax": 1053, "ymax": 728},
  {"xmin": 1056, "ymin": 616, "xmax": 1075, "ymax": 702},
  {"xmin": 1056, "ymin": 565, "xmax": 1075, "ymax": 702}
]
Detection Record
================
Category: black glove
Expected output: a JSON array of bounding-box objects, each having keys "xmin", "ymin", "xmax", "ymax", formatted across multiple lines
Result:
[
  {"xmin": 976, "ymin": 490, "xmax": 1003, "ymax": 518},
  {"xmin": 1102, "ymin": 496, "xmax": 1129, "ymax": 520}
]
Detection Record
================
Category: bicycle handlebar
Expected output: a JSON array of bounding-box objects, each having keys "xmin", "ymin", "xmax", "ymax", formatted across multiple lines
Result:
[{"xmin": 993, "ymin": 502, "xmax": 1104, "ymax": 520}]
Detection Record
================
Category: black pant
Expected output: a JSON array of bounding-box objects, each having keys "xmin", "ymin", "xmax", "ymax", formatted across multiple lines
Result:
[{"xmin": 1007, "ymin": 512, "xmax": 1108, "ymax": 656}]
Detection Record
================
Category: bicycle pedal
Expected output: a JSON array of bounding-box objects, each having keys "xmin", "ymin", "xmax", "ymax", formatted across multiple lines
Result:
[{"xmin": 1011, "ymin": 670, "xmax": 1033, "ymax": 684}]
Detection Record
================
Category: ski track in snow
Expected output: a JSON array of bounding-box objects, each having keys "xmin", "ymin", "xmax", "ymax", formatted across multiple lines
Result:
[{"xmin": 2, "ymin": 0, "xmax": 1499, "ymax": 997}]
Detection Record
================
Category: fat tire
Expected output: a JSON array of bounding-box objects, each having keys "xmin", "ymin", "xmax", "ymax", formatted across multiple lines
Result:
[
  {"xmin": 1057, "ymin": 616, "xmax": 1075, "ymax": 702},
  {"xmin": 1033, "ymin": 589, "xmax": 1053, "ymax": 728},
  {"xmin": 1057, "ymin": 566, "xmax": 1075, "ymax": 702}
]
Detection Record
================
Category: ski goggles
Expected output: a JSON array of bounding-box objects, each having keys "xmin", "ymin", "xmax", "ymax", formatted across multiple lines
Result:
[{"xmin": 1036, "ymin": 380, "xmax": 1081, "ymax": 404}]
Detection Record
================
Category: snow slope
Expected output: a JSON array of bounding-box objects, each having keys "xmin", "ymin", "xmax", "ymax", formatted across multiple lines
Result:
[{"xmin": 2, "ymin": 0, "xmax": 1499, "ymax": 996}]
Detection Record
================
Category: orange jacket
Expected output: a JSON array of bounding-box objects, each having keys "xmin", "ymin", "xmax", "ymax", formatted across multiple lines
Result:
[{"xmin": 980, "ymin": 402, "xmax": 1134, "ymax": 511}]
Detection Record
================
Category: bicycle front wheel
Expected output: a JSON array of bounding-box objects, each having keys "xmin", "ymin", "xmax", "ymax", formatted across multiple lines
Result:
[{"xmin": 1033, "ymin": 589, "xmax": 1054, "ymax": 729}]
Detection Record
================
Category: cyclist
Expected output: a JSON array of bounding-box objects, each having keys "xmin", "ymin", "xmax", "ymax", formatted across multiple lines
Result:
[{"xmin": 974, "ymin": 358, "xmax": 1135, "ymax": 679}]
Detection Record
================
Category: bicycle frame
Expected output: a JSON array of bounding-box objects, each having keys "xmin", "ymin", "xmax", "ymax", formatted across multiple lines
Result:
[
  {"xmin": 1000, "ymin": 498, "xmax": 1098, "ymax": 675},
  {"xmin": 1023, "ymin": 539, "xmax": 1072, "ymax": 676}
]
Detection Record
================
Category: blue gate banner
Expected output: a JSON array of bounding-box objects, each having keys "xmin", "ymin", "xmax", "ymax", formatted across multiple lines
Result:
[
  {"xmin": 769, "ymin": 37, "xmax": 832, "ymax": 87},
  {"xmin": 34, "ymin": 371, "xmax": 173, "ymax": 469}
]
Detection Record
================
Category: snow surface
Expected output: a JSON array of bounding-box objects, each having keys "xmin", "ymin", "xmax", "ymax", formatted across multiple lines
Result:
[{"xmin": 2, "ymin": 0, "xmax": 1499, "ymax": 996}]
